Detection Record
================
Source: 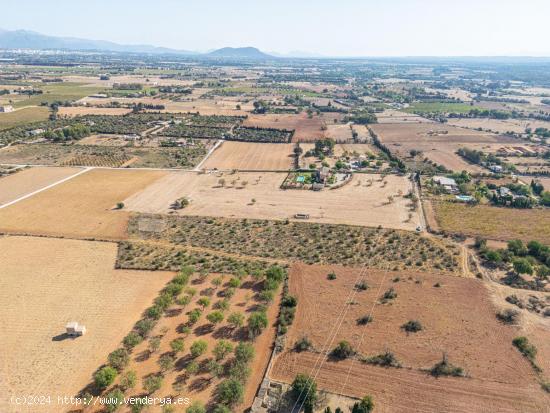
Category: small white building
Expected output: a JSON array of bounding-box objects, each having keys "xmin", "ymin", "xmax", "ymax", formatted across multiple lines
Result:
[
  {"xmin": 66, "ymin": 321, "xmax": 86, "ymax": 337},
  {"xmin": 433, "ymin": 176, "xmax": 458, "ymax": 193},
  {"xmin": 0, "ymin": 105, "xmax": 14, "ymax": 113},
  {"xmin": 489, "ymin": 164, "xmax": 503, "ymax": 173}
]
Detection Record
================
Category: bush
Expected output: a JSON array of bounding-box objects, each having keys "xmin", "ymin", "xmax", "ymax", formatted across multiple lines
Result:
[
  {"xmin": 207, "ymin": 310, "xmax": 225, "ymax": 325},
  {"xmin": 190, "ymin": 340, "xmax": 208, "ymax": 357},
  {"xmin": 401, "ymin": 320, "xmax": 423, "ymax": 333},
  {"xmin": 188, "ymin": 308, "xmax": 202, "ymax": 325},
  {"xmin": 381, "ymin": 287, "xmax": 397, "ymax": 301},
  {"xmin": 496, "ymin": 308, "xmax": 519, "ymax": 324},
  {"xmin": 170, "ymin": 338, "xmax": 185, "ymax": 354},
  {"xmin": 351, "ymin": 396, "xmax": 374, "ymax": 413},
  {"xmin": 357, "ymin": 315, "xmax": 373, "ymax": 325},
  {"xmin": 248, "ymin": 311, "xmax": 268, "ymax": 339},
  {"xmin": 212, "ymin": 404, "xmax": 232, "ymax": 413},
  {"xmin": 120, "ymin": 370, "xmax": 137, "ymax": 391},
  {"xmin": 430, "ymin": 354, "xmax": 464, "ymax": 377},
  {"xmin": 512, "ymin": 336, "xmax": 537, "ymax": 361},
  {"xmin": 213, "ymin": 340, "xmax": 234, "ymax": 360},
  {"xmin": 235, "ymin": 342, "xmax": 255, "ymax": 363},
  {"xmin": 291, "ymin": 374, "xmax": 317, "ymax": 413},
  {"xmin": 94, "ymin": 366, "xmax": 117, "ymax": 389},
  {"xmin": 216, "ymin": 379, "xmax": 244, "ymax": 406},
  {"xmin": 364, "ymin": 351, "xmax": 401, "ymax": 368},
  {"xmin": 355, "ymin": 280, "xmax": 369, "ymax": 290},
  {"xmin": 228, "ymin": 360, "xmax": 251, "ymax": 382},
  {"xmin": 186, "ymin": 401, "xmax": 206, "ymax": 413},
  {"xmin": 108, "ymin": 348, "xmax": 129, "ymax": 371},
  {"xmin": 123, "ymin": 332, "xmax": 143, "ymax": 349},
  {"xmin": 143, "ymin": 374, "xmax": 163, "ymax": 394},
  {"xmin": 227, "ymin": 312, "xmax": 244, "ymax": 329},
  {"xmin": 332, "ymin": 341, "xmax": 354, "ymax": 359},
  {"xmin": 295, "ymin": 336, "xmax": 312, "ymax": 352},
  {"xmin": 104, "ymin": 388, "xmax": 124, "ymax": 412},
  {"xmin": 158, "ymin": 354, "xmax": 176, "ymax": 372},
  {"xmin": 327, "ymin": 272, "xmax": 337, "ymax": 280},
  {"xmin": 135, "ymin": 318, "xmax": 155, "ymax": 337}
]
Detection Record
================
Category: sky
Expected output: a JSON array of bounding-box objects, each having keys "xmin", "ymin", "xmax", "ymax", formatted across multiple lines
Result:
[{"xmin": 2, "ymin": 0, "xmax": 550, "ymax": 57}]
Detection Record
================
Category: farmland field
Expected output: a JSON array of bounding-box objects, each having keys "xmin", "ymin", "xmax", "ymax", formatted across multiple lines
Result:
[
  {"xmin": 431, "ymin": 201, "xmax": 550, "ymax": 244},
  {"xmin": 58, "ymin": 106, "xmax": 132, "ymax": 117},
  {"xmin": 123, "ymin": 171, "xmax": 421, "ymax": 230},
  {"xmin": 243, "ymin": 113, "xmax": 326, "ymax": 142},
  {"xmin": 269, "ymin": 263, "xmax": 550, "ymax": 413},
  {"xmin": 0, "ymin": 168, "xmax": 165, "ymax": 239},
  {"xmin": 201, "ymin": 141, "xmax": 295, "ymax": 170},
  {"xmin": 0, "ymin": 106, "xmax": 50, "ymax": 130},
  {"xmin": 0, "ymin": 166, "xmax": 81, "ymax": 206},
  {"xmin": 0, "ymin": 236, "xmax": 173, "ymax": 413}
]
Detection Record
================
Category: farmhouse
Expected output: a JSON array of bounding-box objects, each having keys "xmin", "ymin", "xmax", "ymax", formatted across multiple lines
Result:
[
  {"xmin": 0, "ymin": 105, "xmax": 14, "ymax": 113},
  {"xmin": 316, "ymin": 166, "xmax": 330, "ymax": 183},
  {"xmin": 433, "ymin": 176, "xmax": 458, "ymax": 193}
]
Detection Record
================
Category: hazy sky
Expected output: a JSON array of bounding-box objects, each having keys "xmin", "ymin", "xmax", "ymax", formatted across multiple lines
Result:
[{"xmin": 3, "ymin": 0, "xmax": 550, "ymax": 56}]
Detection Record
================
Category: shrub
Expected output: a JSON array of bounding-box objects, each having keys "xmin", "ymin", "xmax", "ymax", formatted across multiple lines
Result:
[
  {"xmin": 227, "ymin": 312, "xmax": 244, "ymax": 329},
  {"xmin": 248, "ymin": 311, "xmax": 268, "ymax": 339},
  {"xmin": 197, "ymin": 297, "xmax": 211, "ymax": 309},
  {"xmin": 123, "ymin": 332, "xmax": 143, "ymax": 349},
  {"xmin": 206, "ymin": 359, "xmax": 224, "ymax": 378},
  {"xmin": 295, "ymin": 336, "xmax": 312, "ymax": 352},
  {"xmin": 351, "ymin": 396, "xmax": 374, "ymax": 413},
  {"xmin": 401, "ymin": 320, "xmax": 423, "ymax": 333},
  {"xmin": 228, "ymin": 360, "xmax": 251, "ymax": 382},
  {"xmin": 212, "ymin": 404, "xmax": 232, "ymax": 413},
  {"xmin": 355, "ymin": 280, "xmax": 369, "ymax": 291},
  {"xmin": 104, "ymin": 388, "xmax": 124, "ymax": 412},
  {"xmin": 146, "ymin": 305, "xmax": 163, "ymax": 320},
  {"xmin": 186, "ymin": 401, "xmax": 206, "ymax": 413},
  {"xmin": 357, "ymin": 315, "xmax": 373, "ymax": 325},
  {"xmin": 135, "ymin": 318, "xmax": 155, "ymax": 337},
  {"xmin": 228, "ymin": 277, "xmax": 241, "ymax": 288},
  {"xmin": 108, "ymin": 348, "xmax": 129, "ymax": 371},
  {"xmin": 216, "ymin": 379, "xmax": 244, "ymax": 406},
  {"xmin": 327, "ymin": 272, "xmax": 337, "ymax": 280},
  {"xmin": 381, "ymin": 287, "xmax": 397, "ymax": 301},
  {"xmin": 188, "ymin": 308, "xmax": 202, "ymax": 325},
  {"xmin": 120, "ymin": 370, "xmax": 137, "ymax": 391},
  {"xmin": 213, "ymin": 340, "xmax": 234, "ymax": 360},
  {"xmin": 291, "ymin": 374, "xmax": 317, "ymax": 413},
  {"xmin": 186, "ymin": 360, "xmax": 199, "ymax": 375},
  {"xmin": 496, "ymin": 309, "xmax": 519, "ymax": 324},
  {"xmin": 207, "ymin": 310, "xmax": 225, "ymax": 325},
  {"xmin": 430, "ymin": 354, "xmax": 464, "ymax": 377},
  {"xmin": 158, "ymin": 354, "xmax": 176, "ymax": 372},
  {"xmin": 94, "ymin": 366, "xmax": 117, "ymax": 390},
  {"xmin": 234, "ymin": 342, "xmax": 255, "ymax": 364},
  {"xmin": 513, "ymin": 258, "xmax": 533, "ymax": 275},
  {"xmin": 170, "ymin": 338, "xmax": 185, "ymax": 354},
  {"xmin": 512, "ymin": 336, "xmax": 537, "ymax": 362},
  {"xmin": 190, "ymin": 340, "xmax": 208, "ymax": 357},
  {"xmin": 332, "ymin": 341, "xmax": 354, "ymax": 360},
  {"xmin": 364, "ymin": 351, "xmax": 401, "ymax": 368},
  {"xmin": 143, "ymin": 374, "xmax": 163, "ymax": 394}
]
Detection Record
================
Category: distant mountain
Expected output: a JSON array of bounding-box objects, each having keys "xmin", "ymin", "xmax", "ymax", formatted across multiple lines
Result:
[
  {"xmin": 0, "ymin": 29, "xmax": 197, "ymax": 55},
  {"xmin": 206, "ymin": 47, "xmax": 273, "ymax": 59}
]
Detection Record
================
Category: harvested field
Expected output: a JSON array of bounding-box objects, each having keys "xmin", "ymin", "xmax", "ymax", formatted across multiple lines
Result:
[
  {"xmin": 432, "ymin": 200, "xmax": 550, "ymax": 244},
  {"xmin": 0, "ymin": 236, "xmax": 173, "ymax": 413},
  {"xmin": 201, "ymin": 141, "xmax": 295, "ymax": 170},
  {"xmin": 0, "ymin": 168, "xmax": 165, "ymax": 239},
  {"xmin": 0, "ymin": 166, "xmax": 81, "ymax": 206},
  {"xmin": 58, "ymin": 106, "xmax": 132, "ymax": 117},
  {"xmin": 243, "ymin": 113, "xmax": 326, "ymax": 142},
  {"xmin": 0, "ymin": 106, "xmax": 50, "ymax": 130},
  {"xmin": 78, "ymin": 134, "xmax": 131, "ymax": 146},
  {"xmin": 376, "ymin": 109, "xmax": 432, "ymax": 124},
  {"xmin": 370, "ymin": 123, "xmax": 518, "ymax": 173},
  {"xmin": 123, "ymin": 172, "xmax": 420, "ymax": 230},
  {"xmin": 269, "ymin": 263, "xmax": 550, "ymax": 413},
  {"xmin": 127, "ymin": 215, "xmax": 461, "ymax": 273}
]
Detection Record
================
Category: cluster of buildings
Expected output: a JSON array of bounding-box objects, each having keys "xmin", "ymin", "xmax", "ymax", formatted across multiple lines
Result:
[{"xmin": 0, "ymin": 105, "xmax": 14, "ymax": 113}]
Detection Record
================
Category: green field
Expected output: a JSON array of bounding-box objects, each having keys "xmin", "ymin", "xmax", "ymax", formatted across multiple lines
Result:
[
  {"xmin": 404, "ymin": 102, "xmax": 474, "ymax": 114},
  {"xmin": 13, "ymin": 83, "xmax": 107, "ymax": 108},
  {"xmin": 0, "ymin": 107, "xmax": 51, "ymax": 131}
]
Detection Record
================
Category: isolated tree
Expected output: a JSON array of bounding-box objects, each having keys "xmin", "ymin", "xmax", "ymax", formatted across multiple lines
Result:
[{"xmin": 291, "ymin": 374, "xmax": 317, "ymax": 413}]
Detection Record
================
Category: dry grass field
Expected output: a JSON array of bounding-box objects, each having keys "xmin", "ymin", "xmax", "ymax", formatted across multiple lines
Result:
[
  {"xmin": 201, "ymin": 141, "xmax": 295, "ymax": 170},
  {"xmin": 0, "ymin": 236, "xmax": 173, "ymax": 413},
  {"xmin": 0, "ymin": 168, "xmax": 165, "ymax": 239},
  {"xmin": 58, "ymin": 106, "xmax": 132, "ymax": 117},
  {"xmin": 243, "ymin": 113, "xmax": 326, "ymax": 142},
  {"xmin": 0, "ymin": 166, "xmax": 81, "ymax": 206},
  {"xmin": 370, "ymin": 123, "xmax": 518, "ymax": 173},
  {"xmin": 376, "ymin": 109, "xmax": 432, "ymax": 124},
  {"xmin": 269, "ymin": 263, "xmax": 550, "ymax": 413},
  {"xmin": 431, "ymin": 201, "xmax": 550, "ymax": 244},
  {"xmin": 123, "ymin": 172, "xmax": 420, "ymax": 230},
  {"xmin": 0, "ymin": 106, "xmax": 50, "ymax": 130}
]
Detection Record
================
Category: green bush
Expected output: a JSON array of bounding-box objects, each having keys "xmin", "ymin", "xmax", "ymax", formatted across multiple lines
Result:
[
  {"xmin": 108, "ymin": 348, "xmax": 130, "ymax": 371},
  {"xmin": 216, "ymin": 379, "xmax": 244, "ymax": 406},
  {"xmin": 190, "ymin": 340, "xmax": 208, "ymax": 357},
  {"xmin": 94, "ymin": 366, "xmax": 117, "ymax": 389}
]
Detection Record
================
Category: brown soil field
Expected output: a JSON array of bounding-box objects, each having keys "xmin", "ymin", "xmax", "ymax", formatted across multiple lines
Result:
[
  {"xmin": 446, "ymin": 118, "xmax": 550, "ymax": 134},
  {"xmin": 370, "ymin": 123, "xmax": 518, "ymax": 173},
  {"xmin": 58, "ymin": 106, "xmax": 132, "ymax": 117},
  {"xmin": 432, "ymin": 200, "xmax": 550, "ymax": 244},
  {"xmin": 376, "ymin": 109, "xmax": 432, "ymax": 124},
  {"xmin": 86, "ymin": 272, "xmax": 281, "ymax": 413},
  {"xmin": 0, "ymin": 166, "xmax": 81, "ymax": 206},
  {"xmin": 78, "ymin": 135, "xmax": 131, "ymax": 146},
  {"xmin": 269, "ymin": 263, "xmax": 550, "ymax": 412},
  {"xmin": 0, "ymin": 168, "xmax": 165, "ymax": 240},
  {"xmin": 243, "ymin": 113, "xmax": 326, "ymax": 142},
  {"xmin": 201, "ymin": 141, "xmax": 295, "ymax": 171},
  {"xmin": 123, "ymin": 172, "xmax": 421, "ymax": 230},
  {"xmin": 0, "ymin": 236, "xmax": 173, "ymax": 413}
]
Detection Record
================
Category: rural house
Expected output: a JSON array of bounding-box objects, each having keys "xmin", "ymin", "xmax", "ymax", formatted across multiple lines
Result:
[
  {"xmin": 433, "ymin": 176, "xmax": 458, "ymax": 193},
  {"xmin": 316, "ymin": 166, "xmax": 330, "ymax": 183},
  {"xmin": 0, "ymin": 105, "xmax": 14, "ymax": 113}
]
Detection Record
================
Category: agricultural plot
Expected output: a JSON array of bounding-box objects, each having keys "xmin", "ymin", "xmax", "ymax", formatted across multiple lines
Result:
[
  {"xmin": 159, "ymin": 124, "xmax": 228, "ymax": 139},
  {"xmin": 431, "ymin": 201, "xmax": 550, "ymax": 244},
  {"xmin": 201, "ymin": 141, "xmax": 295, "ymax": 170},
  {"xmin": 0, "ymin": 236, "xmax": 173, "ymax": 413},
  {"xmin": 12, "ymin": 82, "xmax": 107, "ymax": 108},
  {"xmin": 0, "ymin": 166, "xmax": 81, "ymax": 206},
  {"xmin": 243, "ymin": 113, "xmax": 326, "ymax": 142},
  {"xmin": 0, "ymin": 168, "xmax": 165, "ymax": 239},
  {"xmin": 58, "ymin": 106, "xmax": 132, "ymax": 117},
  {"xmin": 370, "ymin": 123, "xmax": 518, "ymax": 173},
  {"xmin": 123, "ymin": 172, "xmax": 421, "ymax": 230},
  {"xmin": 376, "ymin": 109, "xmax": 431, "ymax": 124},
  {"xmin": 269, "ymin": 263, "xmax": 550, "ymax": 413},
  {"xmin": 0, "ymin": 143, "xmax": 210, "ymax": 169},
  {"xmin": 229, "ymin": 126, "xmax": 293, "ymax": 143},
  {"xmin": 0, "ymin": 106, "xmax": 50, "ymax": 130},
  {"xmin": 127, "ymin": 214, "xmax": 461, "ymax": 273}
]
